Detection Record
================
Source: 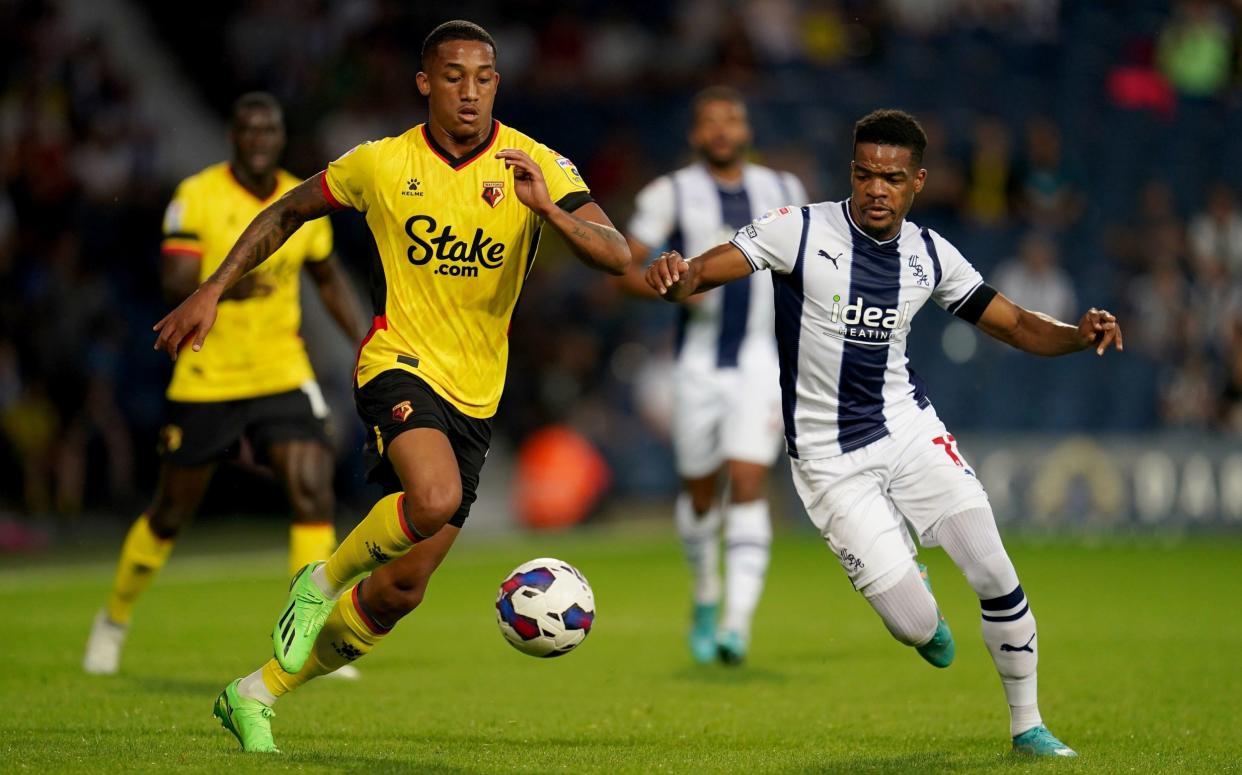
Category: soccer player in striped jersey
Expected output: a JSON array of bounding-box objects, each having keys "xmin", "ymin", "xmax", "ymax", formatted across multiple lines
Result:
[
  {"xmin": 646, "ymin": 109, "xmax": 1123, "ymax": 757},
  {"xmin": 616, "ymin": 87, "xmax": 807, "ymax": 665},
  {"xmin": 83, "ymin": 93, "xmax": 365, "ymax": 677},
  {"xmin": 153, "ymin": 21, "xmax": 630, "ymax": 753}
]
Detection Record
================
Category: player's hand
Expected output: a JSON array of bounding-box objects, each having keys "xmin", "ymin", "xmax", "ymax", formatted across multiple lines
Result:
[
  {"xmin": 1076, "ymin": 307, "xmax": 1124, "ymax": 356},
  {"xmin": 153, "ymin": 283, "xmax": 221, "ymax": 360},
  {"xmin": 645, "ymin": 250, "xmax": 695, "ymax": 301},
  {"xmin": 496, "ymin": 149, "xmax": 553, "ymax": 216}
]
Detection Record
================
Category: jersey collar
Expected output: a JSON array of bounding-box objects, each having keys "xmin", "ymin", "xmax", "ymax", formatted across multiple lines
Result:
[
  {"xmin": 842, "ymin": 199, "xmax": 904, "ymax": 246},
  {"xmin": 227, "ymin": 164, "xmax": 281, "ymax": 204},
  {"xmin": 421, "ymin": 120, "xmax": 500, "ymax": 171}
]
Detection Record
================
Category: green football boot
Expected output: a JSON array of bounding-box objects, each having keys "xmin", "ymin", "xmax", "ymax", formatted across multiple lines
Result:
[
  {"xmin": 213, "ymin": 679, "xmax": 279, "ymax": 753},
  {"xmin": 1012, "ymin": 725, "xmax": 1077, "ymax": 757},
  {"xmin": 915, "ymin": 618, "xmax": 956, "ymax": 667},
  {"xmin": 689, "ymin": 603, "xmax": 717, "ymax": 664},
  {"xmin": 716, "ymin": 630, "xmax": 748, "ymax": 666},
  {"xmin": 273, "ymin": 561, "xmax": 333, "ymax": 673}
]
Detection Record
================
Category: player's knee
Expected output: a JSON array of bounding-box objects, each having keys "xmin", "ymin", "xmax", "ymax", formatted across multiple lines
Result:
[
  {"xmin": 962, "ymin": 551, "xmax": 1019, "ymax": 601},
  {"xmin": 288, "ymin": 472, "xmax": 334, "ymax": 523},
  {"xmin": 145, "ymin": 501, "xmax": 191, "ymax": 539},
  {"xmin": 726, "ymin": 467, "xmax": 767, "ymax": 504},
  {"xmin": 402, "ymin": 483, "xmax": 461, "ymax": 536}
]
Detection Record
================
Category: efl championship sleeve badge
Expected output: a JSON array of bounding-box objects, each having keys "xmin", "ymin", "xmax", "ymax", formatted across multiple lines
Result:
[
  {"xmin": 482, "ymin": 180, "xmax": 505, "ymax": 208},
  {"xmin": 755, "ymin": 207, "xmax": 791, "ymax": 226},
  {"xmin": 555, "ymin": 156, "xmax": 585, "ymax": 186}
]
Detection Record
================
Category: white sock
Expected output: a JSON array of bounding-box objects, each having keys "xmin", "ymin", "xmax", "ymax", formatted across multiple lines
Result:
[
  {"xmin": 720, "ymin": 499, "xmax": 772, "ymax": 638},
  {"xmin": 937, "ymin": 507, "xmax": 1041, "ymax": 737},
  {"xmin": 310, "ymin": 563, "xmax": 344, "ymax": 599},
  {"xmin": 237, "ymin": 667, "xmax": 278, "ymax": 706},
  {"xmin": 861, "ymin": 564, "xmax": 940, "ymax": 647},
  {"xmin": 674, "ymin": 493, "xmax": 721, "ymax": 606}
]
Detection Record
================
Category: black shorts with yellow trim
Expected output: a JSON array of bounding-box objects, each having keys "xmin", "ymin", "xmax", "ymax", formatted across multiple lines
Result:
[
  {"xmin": 159, "ymin": 384, "xmax": 331, "ymax": 467},
  {"xmin": 354, "ymin": 370, "xmax": 491, "ymax": 529}
]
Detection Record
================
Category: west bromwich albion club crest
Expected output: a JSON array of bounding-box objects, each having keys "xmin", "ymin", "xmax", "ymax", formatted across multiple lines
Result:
[{"xmin": 482, "ymin": 180, "xmax": 505, "ymax": 208}]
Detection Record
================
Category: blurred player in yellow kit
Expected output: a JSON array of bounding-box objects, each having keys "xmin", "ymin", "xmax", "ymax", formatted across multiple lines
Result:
[
  {"xmin": 152, "ymin": 22, "xmax": 630, "ymax": 752},
  {"xmin": 83, "ymin": 93, "xmax": 365, "ymax": 676}
]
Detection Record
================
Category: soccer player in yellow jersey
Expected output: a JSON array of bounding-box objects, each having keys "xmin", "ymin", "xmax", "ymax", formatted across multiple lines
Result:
[
  {"xmin": 83, "ymin": 93, "xmax": 365, "ymax": 677},
  {"xmin": 153, "ymin": 21, "xmax": 630, "ymax": 752}
]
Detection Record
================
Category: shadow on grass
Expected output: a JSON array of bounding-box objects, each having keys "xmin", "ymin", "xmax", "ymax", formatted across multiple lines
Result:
[{"xmin": 122, "ymin": 675, "xmax": 225, "ymax": 697}]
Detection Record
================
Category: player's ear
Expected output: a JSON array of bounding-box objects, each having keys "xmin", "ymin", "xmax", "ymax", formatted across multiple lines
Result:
[
  {"xmin": 913, "ymin": 168, "xmax": 927, "ymax": 194},
  {"xmin": 416, "ymin": 71, "xmax": 431, "ymax": 98}
]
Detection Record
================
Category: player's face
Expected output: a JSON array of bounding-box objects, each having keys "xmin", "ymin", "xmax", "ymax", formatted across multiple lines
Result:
[
  {"xmin": 690, "ymin": 100, "xmax": 751, "ymax": 168},
  {"xmin": 417, "ymin": 40, "xmax": 499, "ymax": 142},
  {"xmin": 849, "ymin": 143, "xmax": 926, "ymax": 240},
  {"xmin": 230, "ymin": 107, "xmax": 285, "ymax": 179}
]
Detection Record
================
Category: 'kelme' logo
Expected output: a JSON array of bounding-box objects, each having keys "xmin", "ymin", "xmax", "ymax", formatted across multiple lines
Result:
[{"xmin": 405, "ymin": 215, "xmax": 506, "ymax": 278}]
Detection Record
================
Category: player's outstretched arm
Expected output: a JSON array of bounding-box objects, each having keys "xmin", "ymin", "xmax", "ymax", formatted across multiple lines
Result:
[
  {"xmin": 496, "ymin": 149, "xmax": 630, "ymax": 275},
  {"xmin": 306, "ymin": 256, "xmax": 367, "ymax": 343},
  {"xmin": 646, "ymin": 243, "xmax": 754, "ymax": 302},
  {"xmin": 152, "ymin": 173, "xmax": 336, "ymax": 359},
  {"xmin": 975, "ymin": 292, "xmax": 1124, "ymax": 357}
]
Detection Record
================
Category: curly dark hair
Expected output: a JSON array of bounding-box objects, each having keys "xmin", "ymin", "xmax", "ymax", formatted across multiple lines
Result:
[{"xmin": 853, "ymin": 109, "xmax": 927, "ymax": 165}]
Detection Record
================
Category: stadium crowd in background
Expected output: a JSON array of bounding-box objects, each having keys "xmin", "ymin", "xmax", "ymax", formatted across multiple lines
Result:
[{"xmin": 3, "ymin": 0, "xmax": 1242, "ymax": 521}]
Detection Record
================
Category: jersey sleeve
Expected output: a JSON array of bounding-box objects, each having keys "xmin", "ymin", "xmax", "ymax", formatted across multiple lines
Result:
[
  {"xmin": 729, "ymin": 206, "xmax": 805, "ymax": 274},
  {"xmin": 161, "ymin": 179, "xmax": 204, "ymax": 257},
  {"xmin": 304, "ymin": 214, "xmax": 334, "ymax": 263},
  {"xmin": 626, "ymin": 176, "xmax": 676, "ymax": 252},
  {"xmin": 927, "ymin": 229, "xmax": 997, "ymax": 324},
  {"xmin": 323, "ymin": 140, "xmax": 380, "ymax": 212},
  {"xmin": 533, "ymin": 144, "xmax": 593, "ymax": 213}
]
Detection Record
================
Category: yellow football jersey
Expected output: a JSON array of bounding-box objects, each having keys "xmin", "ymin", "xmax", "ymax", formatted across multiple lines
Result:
[
  {"xmin": 162, "ymin": 163, "xmax": 333, "ymax": 402},
  {"xmin": 323, "ymin": 120, "xmax": 592, "ymax": 418}
]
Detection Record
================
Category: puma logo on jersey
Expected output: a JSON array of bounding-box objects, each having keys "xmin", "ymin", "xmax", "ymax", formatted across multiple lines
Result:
[{"xmin": 817, "ymin": 249, "xmax": 841, "ymax": 269}]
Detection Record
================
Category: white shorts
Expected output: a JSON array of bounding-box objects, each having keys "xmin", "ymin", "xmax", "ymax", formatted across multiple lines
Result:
[
  {"xmin": 791, "ymin": 407, "xmax": 989, "ymax": 591},
  {"xmin": 671, "ymin": 366, "xmax": 784, "ymax": 479}
]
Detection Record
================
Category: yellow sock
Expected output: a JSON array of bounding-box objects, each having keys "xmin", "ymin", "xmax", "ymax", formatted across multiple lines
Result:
[
  {"xmin": 105, "ymin": 515, "xmax": 174, "ymax": 625},
  {"xmin": 289, "ymin": 522, "xmax": 337, "ymax": 578},
  {"xmin": 324, "ymin": 493, "xmax": 417, "ymax": 591},
  {"xmin": 260, "ymin": 581, "xmax": 390, "ymax": 698}
]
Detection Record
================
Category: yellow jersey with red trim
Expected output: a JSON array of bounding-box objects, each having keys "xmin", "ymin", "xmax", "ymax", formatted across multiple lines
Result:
[
  {"xmin": 322, "ymin": 119, "xmax": 592, "ymax": 419},
  {"xmin": 161, "ymin": 162, "xmax": 333, "ymax": 402}
]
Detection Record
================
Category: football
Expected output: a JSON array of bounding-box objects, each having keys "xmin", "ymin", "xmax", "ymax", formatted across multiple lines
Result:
[{"xmin": 495, "ymin": 557, "xmax": 596, "ymax": 657}]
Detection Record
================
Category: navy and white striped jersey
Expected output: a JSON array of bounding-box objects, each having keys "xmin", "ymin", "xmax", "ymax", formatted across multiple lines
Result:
[
  {"xmin": 629, "ymin": 163, "xmax": 807, "ymax": 373},
  {"xmin": 730, "ymin": 200, "xmax": 996, "ymax": 460}
]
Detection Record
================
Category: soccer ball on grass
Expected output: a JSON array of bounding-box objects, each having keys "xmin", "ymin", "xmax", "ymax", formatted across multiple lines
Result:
[{"xmin": 495, "ymin": 557, "xmax": 595, "ymax": 657}]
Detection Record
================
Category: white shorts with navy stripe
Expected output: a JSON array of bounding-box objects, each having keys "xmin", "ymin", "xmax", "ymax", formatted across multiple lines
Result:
[
  {"xmin": 791, "ymin": 406, "xmax": 989, "ymax": 590},
  {"xmin": 672, "ymin": 365, "xmax": 784, "ymax": 479}
]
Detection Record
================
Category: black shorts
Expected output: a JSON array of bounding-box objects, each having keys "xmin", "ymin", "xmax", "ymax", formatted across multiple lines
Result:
[
  {"xmin": 354, "ymin": 370, "xmax": 491, "ymax": 529},
  {"xmin": 159, "ymin": 384, "xmax": 331, "ymax": 467}
]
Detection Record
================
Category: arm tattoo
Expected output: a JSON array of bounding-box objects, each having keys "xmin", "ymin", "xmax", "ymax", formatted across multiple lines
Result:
[{"xmin": 205, "ymin": 178, "xmax": 330, "ymax": 291}]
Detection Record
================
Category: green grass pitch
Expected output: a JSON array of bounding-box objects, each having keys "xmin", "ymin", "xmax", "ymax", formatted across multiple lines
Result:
[{"xmin": 1, "ymin": 523, "xmax": 1239, "ymax": 773}]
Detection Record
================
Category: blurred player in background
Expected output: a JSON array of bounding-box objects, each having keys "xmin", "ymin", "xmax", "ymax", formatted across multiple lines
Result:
[
  {"xmin": 83, "ymin": 93, "xmax": 365, "ymax": 677},
  {"xmin": 616, "ymin": 87, "xmax": 806, "ymax": 665},
  {"xmin": 647, "ymin": 109, "xmax": 1125, "ymax": 757},
  {"xmin": 153, "ymin": 21, "xmax": 630, "ymax": 752}
]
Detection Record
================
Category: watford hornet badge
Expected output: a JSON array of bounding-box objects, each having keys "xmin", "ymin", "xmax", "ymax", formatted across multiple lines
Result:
[{"xmin": 482, "ymin": 180, "xmax": 505, "ymax": 208}]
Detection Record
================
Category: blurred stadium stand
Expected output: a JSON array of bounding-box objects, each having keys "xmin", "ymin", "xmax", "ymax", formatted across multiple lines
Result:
[{"xmin": 2, "ymin": 0, "xmax": 1241, "ymax": 542}]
